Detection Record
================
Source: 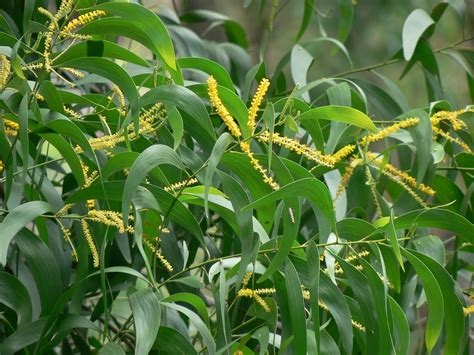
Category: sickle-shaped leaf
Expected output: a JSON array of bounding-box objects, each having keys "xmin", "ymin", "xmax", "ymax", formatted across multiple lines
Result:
[
  {"xmin": 243, "ymin": 177, "xmax": 335, "ymax": 229},
  {"xmin": 122, "ymin": 145, "xmax": 184, "ymax": 224},
  {"xmin": 0, "ymin": 201, "xmax": 52, "ymax": 266},
  {"xmin": 92, "ymin": 2, "xmax": 176, "ymax": 71},
  {"xmin": 0, "ymin": 271, "xmax": 32, "ymax": 326},
  {"xmin": 401, "ymin": 249, "xmax": 444, "ymax": 354},
  {"xmin": 298, "ymin": 105, "xmax": 377, "ymax": 132},
  {"xmin": 129, "ymin": 289, "xmax": 161, "ymax": 355},
  {"xmin": 402, "ymin": 9, "xmax": 435, "ymax": 60}
]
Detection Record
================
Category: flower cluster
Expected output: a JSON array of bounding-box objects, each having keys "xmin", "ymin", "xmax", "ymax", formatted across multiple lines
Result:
[
  {"xmin": 237, "ymin": 273, "xmax": 366, "ymax": 331},
  {"xmin": 164, "ymin": 178, "xmax": 199, "ymax": 192},
  {"xmin": 239, "ymin": 141, "xmax": 279, "ymax": 190},
  {"xmin": 60, "ymin": 10, "xmax": 107, "ymax": 37},
  {"xmin": 207, "ymin": 76, "xmax": 242, "ymax": 138},
  {"xmin": 258, "ymin": 131, "xmax": 334, "ymax": 167},
  {"xmin": 0, "ymin": 54, "xmax": 11, "ymax": 91},
  {"xmin": 81, "ymin": 220, "xmax": 100, "ymax": 268},
  {"xmin": 3, "ymin": 119, "xmax": 19, "ymax": 137},
  {"xmin": 360, "ymin": 117, "xmax": 420, "ymax": 146},
  {"xmin": 247, "ymin": 78, "xmax": 270, "ymax": 132}
]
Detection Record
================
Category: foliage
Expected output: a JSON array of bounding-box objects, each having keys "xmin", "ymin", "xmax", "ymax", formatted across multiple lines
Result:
[{"xmin": 0, "ymin": 0, "xmax": 473, "ymax": 354}]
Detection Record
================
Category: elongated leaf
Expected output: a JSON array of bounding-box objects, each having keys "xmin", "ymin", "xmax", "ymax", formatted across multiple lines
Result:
[
  {"xmin": 387, "ymin": 209, "xmax": 404, "ymax": 270},
  {"xmin": 298, "ymin": 105, "xmax": 377, "ymax": 132},
  {"xmin": 205, "ymin": 133, "xmax": 235, "ymax": 218},
  {"xmin": 53, "ymin": 40, "xmax": 150, "ymax": 67},
  {"xmin": 129, "ymin": 288, "xmax": 161, "ymax": 355},
  {"xmin": 92, "ymin": 2, "xmax": 176, "ymax": 70},
  {"xmin": 389, "ymin": 297, "xmax": 410, "ymax": 355},
  {"xmin": 178, "ymin": 57, "xmax": 234, "ymax": 91},
  {"xmin": 401, "ymin": 249, "xmax": 444, "ymax": 353},
  {"xmin": 122, "ymin": 144, "xmax": 184, "ymax": 223},
  {"xmin": 306, "ymin": 242, "xmax": 320, "ymax": 355},
  {"xmin": 285, "ymin": 261, "xmax": 307, "ymax": 354},
  {"xmin": 392, "ymin": 209, "xmax": 473, "ymax": 244},
  {"xmin": 58, "ymin": 57, "xmax": 138, "ymax": 117},
  {"xmin": 402, "ymin": 9, "xmax": 435, "ymax": 60},
  {"xmin": 0, "ymin": 271, "xmax": 32, "ymax": 326},
  {"xmin": 0, "ymin": 201, "xmax": 52, "ymax": 266},
  {"xmin": 244, "ymin": 177, "xmax": 335, "ymax": 229},
  {"xmin": 410, "ymin": 250, "xmax": 467, "ymax": 354}
]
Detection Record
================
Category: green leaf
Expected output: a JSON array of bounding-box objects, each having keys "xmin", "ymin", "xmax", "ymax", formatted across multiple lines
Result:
[
  {"xmin": 53, "ymin": 40, "xmax": 150, "ymax": 68},
  {"xmin": 295, "ymin": 0, "xmax": 315, "ymax": 41},
  {"xmin": 15, "ymin": 230, "xmax": 63, "ymax": 316},
  {"xmin": 92, "ymin": 2, "xmax": 176, "ymax": 71},
  {"xmin": 244, "ymin": 177, "xmax": 335, "ymax": 229},
  {"xmin": 336, "ymin": 0, "xmax": 354, "ymax": 44},
  {"xmin": 387, "ymin": 209, "xmax": 404, "ymax": 271},
  {"xmin": 401, "ymin": 249, "xmax": 444, "ymax": 353},
  {"xmin": 285, "ymin": 261, "xmax": 307, "ymax": 354},
  {"xmin": 129, "ymin": 288, "xmax": 161, "ymax": 355},
  {"xmin": 306, "ymin": 242, "xmax": 320, "ymax": 354},
  {"xmin": 140, "ymin": 85, "xmax": 216, "ymax": 150},
  {"xmin": 178, "ymin": 57, "xmax": 234, "ymax": 91},
  {"xmin": 388, "ymin": 297, "xmax": 410, "ymax": 355},
  {"xmin": 0, "ymin": 201, "xmax": 52, "ymax": 266},
  {"xmin": 204, "ymin": 133, "xmax": 235, "ymax": 218},
  {"xmin": 58, "ymin": 57, "xmax": 139, "ymax": 118},
  {"xmin": 392, "ymin": 209, "xmax": 473, "ymax": 244},
  {"xmin": 291, "ymin": 44, "xmax": 313, "ymax": 102},
  {"xmin": 163, "ymin": 293, "xmax": 210, "ymax": 326},
  {"xmin": 99, "ymin": 342, "xmax": 126, "ymax": 355},
  {"xmin": 410, "ymin": 250, "xmax": 467, "ymax": 354},
  {"xmin": 153, "ymin": 327, "xmax": 197, "ymax": 354},
  {"xmin": 298, "ymin": 105, "xmax": 377, "ymax": 132},
  {"xmin": 162, "ymin": 302, "xmax": 216, "ymax": 354},
  {"xmin": 121, "ymin": 144, "xmax": 184, "ymax": 223},
  {"xmin": 0, "ymin": 271, "xmax": 32, "ymax": 326},
  {"xmin": 402, "ymin": 9, "xmax": 435, "ymax": 60}
]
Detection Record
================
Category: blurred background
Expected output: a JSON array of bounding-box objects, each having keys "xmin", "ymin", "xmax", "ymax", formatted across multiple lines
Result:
[{"xmin": 146, "ymin": 0, "xmax": 474, "ymax": 109}]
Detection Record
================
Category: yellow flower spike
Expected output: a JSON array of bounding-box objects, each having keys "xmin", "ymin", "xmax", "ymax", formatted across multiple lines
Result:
[
  {"xmin": 142, "ymin": 238, "xmax": 173, "ymax": 272},
  {"xmin": 81, "ymin": 220, "xmax": 100, "ymax": 268},
  {"xmin": 237, "ymin": 288, "xmax": 271, "ymax": 312},
  {"xmin": 257, "ymin": 130, "xmax": 335, "ymax": 167},
  {"xmin": 463, "ymin": 305, "xmax": 474, "ymax": 316},
  {"xmin": 253, "ymin": 293, "xmax": 271, "ymax": 312},
  {"xmin": 63, "ymin": 106, "xmax": 80, "ymax": 118},
  {"xmin": 207, "ymin": 76, "xmax": 242, "ymax": 138},
  {"xmin": 0, "ymin": 54, "xmax": 11, "ymax": 91},
  {"xmin": 58, "ymin": 221, "xmax": 78, "ymax": 262},
  {"xmin": 4, "ymin": 119, "xmax": 19, "ymax": 137},
  {"xmin": 61, "ymin": 67, "xmax": 85, "ymax": 78},
  {"xmin": 164, "ymin": 178, "xmax": 199, "ymax": 193},
  {"xmin": 432, "ymin": 126, "xmax": 473, "ymax": 155},
  {"xmin": 60, "ymin": 10, "xmax": 107, "ymax": 37},
  {"xmin": 366, "ymin": 152, "xmax": 436, "ymax": 196},
  {"xmin": 111, "ymin": 85, "xmax": 127, "ymax": 117},
  {"xmin": 247, "ymin": 78, "xmax": 270, "ymax": 132},
  {"xmin": 0, "ymin": 160, "xmax": 4, "ymax": 174},
  {"xmin": 430, "ymin": 109, "xmax": 471, "ymax": 130},
  {"xmin": 239, "ymin": 141, "xmax": 279, "ymax": 190},
  {"xmin": 334, "ymin": 165, "xmax": 355, "ymax": 201},
  {"xmin": 364, "ymin": 166, "xmax": 383, "ymax": 216},
  {"xmin": 331, "ymin": 144, "xmax": 356, "ymax": 163},
  {"xmin": 242, "ymin": 272, "xmax": 253, "ymax": 288},
  {"xmin": 86, "ymin": 209, "xmax": 134, "ymax": 234},
  {"xmin": 351, "ymin": 320, "xmax": 366, "ymax": 332},
  {"xmin": 74, "ymin": 104, "xmax": 165, "ymax": 154},
  {"xmin": 360, "ymin": 117, "xmax": 420, "ymax": 146}
]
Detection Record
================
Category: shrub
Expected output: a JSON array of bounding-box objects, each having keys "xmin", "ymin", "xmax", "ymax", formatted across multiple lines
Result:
[{"xmin": 0, "ymin": 0, "xmax": 473, "ymax": 354}]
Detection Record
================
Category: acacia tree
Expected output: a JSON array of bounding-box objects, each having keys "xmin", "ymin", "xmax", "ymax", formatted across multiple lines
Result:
[{"xmin": 0, "ymin": 0, "xmax": 473, "ymax": 354}]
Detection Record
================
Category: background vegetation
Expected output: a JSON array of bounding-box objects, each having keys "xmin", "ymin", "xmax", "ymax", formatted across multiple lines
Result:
[{"xmin": 0, "ymin": 0, "xmax": 473, "ymax": 354}]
